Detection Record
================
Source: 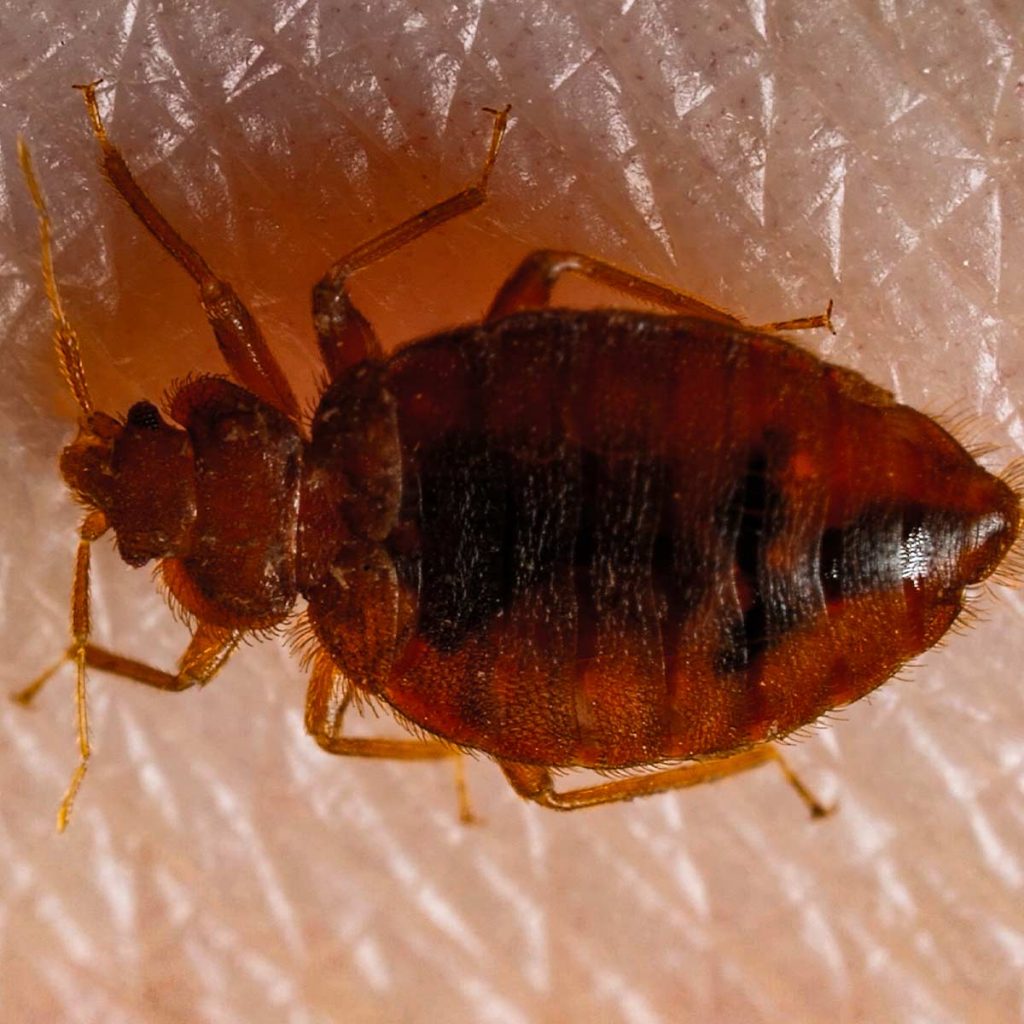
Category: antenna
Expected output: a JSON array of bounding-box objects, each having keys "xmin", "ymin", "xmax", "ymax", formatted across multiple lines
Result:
[{"xmin": 18, "ymin": 137, "xmax": 93, "ymax": 418}]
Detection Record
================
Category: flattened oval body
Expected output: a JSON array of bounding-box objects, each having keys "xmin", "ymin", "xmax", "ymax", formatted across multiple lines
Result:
[
  {"xmin": 305, "ymin": 308, "xmax": 1018, "ymax": 770},
  {"xmin": 34, "ymin": 86, "xmax": 1021, "ymax": 828}
]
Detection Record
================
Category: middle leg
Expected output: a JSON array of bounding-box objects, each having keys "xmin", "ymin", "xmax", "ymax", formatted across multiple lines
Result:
[
  {"xmin": 304, "ymin": 656, "xmax": 476, "ymax": 822},
  {"xmin": 312, "ymin": 105, "xmax": 511, "ymax": 379}
]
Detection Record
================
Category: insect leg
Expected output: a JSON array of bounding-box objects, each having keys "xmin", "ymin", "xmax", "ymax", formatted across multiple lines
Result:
[
  {"xmin": 312, "ymin": 105, "xmax": 511, "ymax": 379},
  {"xmin": 15, "ymin": 623, "xmax": 241, "ymax": 704},
  {"xmin": 73, "ymin": 81, "xmax": 300, "ymax": 420},
  {"xmin": 499, "ymin": 746, "xmax": 832, "ymax": 817},
  {"xmin": 751, "ymin": 300, "xmax": 835, "ymax": 335},
  {"xmin": 485, "ymin": 249, "xmax": 834, "ymax": 334},
  {"xmin": 14, "ymin": 581, "xmax": 239, "ymax": 831},
  {"xmin": 305, "ymin": 657, "xmax": 453, "ymax": 760},
  {"xmin": 305, "ymin": 657, "xmax": 475, "ymax": 822},
  {"xmin": 82, "ymin": 623, "xmax": 242, "ymax": 692}
]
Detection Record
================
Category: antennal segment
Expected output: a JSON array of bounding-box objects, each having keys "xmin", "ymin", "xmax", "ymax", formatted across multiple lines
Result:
[{"xmin": 17, "ymin": 137, "xmax": 93, "ymax": 417}]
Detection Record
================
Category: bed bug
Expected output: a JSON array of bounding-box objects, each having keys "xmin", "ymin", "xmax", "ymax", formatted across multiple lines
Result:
[{"xmin": 14, "ymin": 82, "xmax": 1022, "ymax": 831}]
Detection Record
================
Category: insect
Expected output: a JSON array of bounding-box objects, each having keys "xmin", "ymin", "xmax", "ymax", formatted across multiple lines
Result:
[{"xmin": 15, "ymin": 82, "xmax": 1022, "ymax": 831}]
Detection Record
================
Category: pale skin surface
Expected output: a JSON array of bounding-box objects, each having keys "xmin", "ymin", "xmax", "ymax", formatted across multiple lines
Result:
[{"xmin": 2, "ymin": 3, "xmax": 1024, "ymax": 1023}]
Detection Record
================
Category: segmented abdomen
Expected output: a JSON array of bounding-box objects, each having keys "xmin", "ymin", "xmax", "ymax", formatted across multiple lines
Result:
[{"xmin": 377, "ymin": 310, "xmax": 992, "ymax": 768}]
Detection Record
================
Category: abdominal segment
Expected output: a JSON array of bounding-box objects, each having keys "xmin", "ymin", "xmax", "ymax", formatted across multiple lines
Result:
[{"xmin": 308, "ymin": 311, "xmax": 1009, "ymax": 770}]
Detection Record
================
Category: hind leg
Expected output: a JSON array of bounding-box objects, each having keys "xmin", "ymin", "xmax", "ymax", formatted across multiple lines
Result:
[
  {"xmin": 486, "ymin": 248, "xmax": 834, "ymax": 334},
  {"xmin": 499, "ymin": 746, "xmax": 831, "ymax": 816}
]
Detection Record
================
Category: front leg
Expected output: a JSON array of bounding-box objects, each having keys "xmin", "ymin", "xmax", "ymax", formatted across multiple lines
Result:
[
  {"xmin": 13, "ymin": 512, "xmax": 240, "ymax": 833},
  {"xmin": 74, "ymin": 82, "xmax": 301, "ymax": 420}
]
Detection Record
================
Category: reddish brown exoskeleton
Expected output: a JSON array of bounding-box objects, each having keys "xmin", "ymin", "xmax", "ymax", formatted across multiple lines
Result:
[{"xmin": 16, "ymin": 82, "xmax": 1022, "ymax": 831}]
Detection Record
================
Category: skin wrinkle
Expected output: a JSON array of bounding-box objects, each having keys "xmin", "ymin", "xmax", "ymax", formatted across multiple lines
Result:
[{"xmin": 2, "ymin": 4, "xmax": 1023, "ymax": 1023}]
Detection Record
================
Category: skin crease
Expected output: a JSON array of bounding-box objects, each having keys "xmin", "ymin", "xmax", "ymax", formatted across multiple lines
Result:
[{"xmin": 2, "ymin": 3, "xmax": 1024, "ymax": 1023}]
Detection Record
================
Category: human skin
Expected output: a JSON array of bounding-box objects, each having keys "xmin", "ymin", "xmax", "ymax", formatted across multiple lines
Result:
[{"xmin": 1, "ymin": 3, "xmax": 1023, "ymax": 1022}]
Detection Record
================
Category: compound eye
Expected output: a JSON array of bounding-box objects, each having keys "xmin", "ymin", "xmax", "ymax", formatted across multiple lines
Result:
[{"xmin": 126, "ymin": 400, "xmax": 163, "ymax": 430}]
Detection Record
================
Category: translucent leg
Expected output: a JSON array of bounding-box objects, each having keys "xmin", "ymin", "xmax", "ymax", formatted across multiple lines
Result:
[
  {"xmin": 13, "ymin": 533, "xmax": 240, "ymax": 834},
  {"xmin": 500, "ymin": 745, "xmax": 832, "ymax": 816},
  {"xmin": 74, "ymin": 81, "xmax": 300, "ymax": 419},
  {"xmin": 304, "ymin": 656, "xmax": 476, "ymax": 822},
  {"xmin": 485, "ymin": 247, "xmax": 834, "ymax": 334},
  {"xmin": 312, "ymin": 105, "xmax": 511, "ymax": 378}
]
